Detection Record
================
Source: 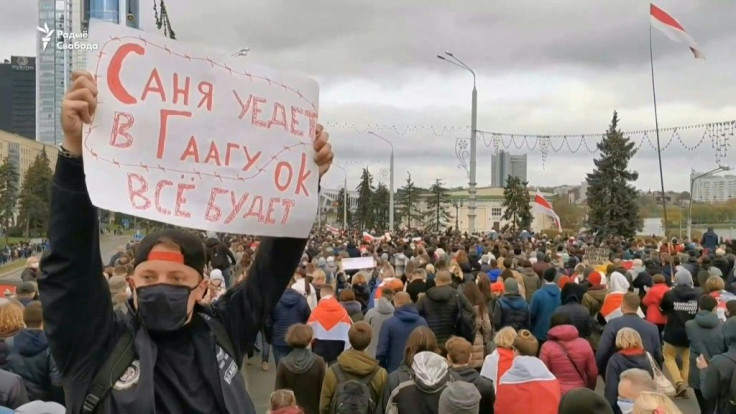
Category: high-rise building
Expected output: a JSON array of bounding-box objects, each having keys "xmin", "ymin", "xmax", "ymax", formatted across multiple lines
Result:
[
  {"xmin": 491, "ymin": 151, "xmax": 527, "ymax": 188},
  {"xmin": 37, "ymin": 0, "xmax": 139, "ymax": 145},
  {"xmin": 0, "ymin": 57, "xmax": 36, "ymax": 140},
  {"xmin": 36, "ymin": 0, "xmax": 74, "ymax": 146},
  {"xmin": 691, "ymin": 169, "xmax": 736, "ymax": 202}
]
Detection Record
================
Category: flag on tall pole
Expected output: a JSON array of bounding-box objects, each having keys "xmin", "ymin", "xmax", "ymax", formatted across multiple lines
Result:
[
  {"xmin": 533, "ymin": 192, "xmax": 562, "ymax": 231},
  {"xmin": 650, "ymin": 3, "xmax": 704, "ymax": 59}
]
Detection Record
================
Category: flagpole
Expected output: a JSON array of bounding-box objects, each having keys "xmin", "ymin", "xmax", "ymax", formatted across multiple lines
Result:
[{"xmin": 649, "ymin": 24, "xmax": 670, "ymax": 241}]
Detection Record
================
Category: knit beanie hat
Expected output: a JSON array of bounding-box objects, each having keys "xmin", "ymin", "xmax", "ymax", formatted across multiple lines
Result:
[
  {"xmin": 135, "ymin": 229, "xmax": 207, "ymax": 276},
  {"xmin": 588, "ymin": 271, "xmax": 602, "ymax": 286},
  {"xmin": 504, "ymin": 278, "xmax": 519, "ymax": 294},
  {"xmin": 674, "ymin": 268, "xmax": 693, "ymax": 287},
  {"xmin": 438, "ymin": 382, "xmax": 481, "ymax": 414},
  {"xmin": 558, "ymin": 388, "xmax": 613, "ymax": 414},
  {"xmin": 513, "ymin": 329, "xmax": 539, "ymax": 356}
]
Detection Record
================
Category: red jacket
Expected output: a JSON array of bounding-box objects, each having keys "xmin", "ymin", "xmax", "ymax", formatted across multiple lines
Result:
[
  {"xmin": 642, "ymin": 283, "xmax": 669, "ymax": 325},
  {"xmin": 539, "ymin": 325, "xmax": 597, "ymax": 395}
]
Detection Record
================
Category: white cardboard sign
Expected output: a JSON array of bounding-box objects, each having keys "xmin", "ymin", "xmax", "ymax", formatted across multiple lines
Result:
[
  {"xmin": 84, "ymin": 20, "xmax": 319, "ymax": 237},
  {"xmin": 341, "ymin": 257, "xmax": 377, "ymax": 271}
]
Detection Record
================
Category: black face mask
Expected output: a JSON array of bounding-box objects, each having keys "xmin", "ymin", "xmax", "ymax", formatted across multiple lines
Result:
[{"xmin": 136, "ymin": 284, "xmax": 198, "ymax": 332}]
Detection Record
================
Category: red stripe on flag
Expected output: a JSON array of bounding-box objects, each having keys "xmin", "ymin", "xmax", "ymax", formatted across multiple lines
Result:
[
  {"xmin": 535, "ymin": 194, "xmax": 553, "ymax": 209},
  {"xmin": 650, "ymin": 3, "xmax": 685, "ymax": 32}
]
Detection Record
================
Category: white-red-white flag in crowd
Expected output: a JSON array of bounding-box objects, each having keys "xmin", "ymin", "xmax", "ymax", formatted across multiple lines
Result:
[
  {"xmin": 325, "ymin": 225, "xmax": 341, "ymax": 236},
  {"xmin": 533, "ymin": 192, "xmax": 562, "ymax": 231},
  {"xmin": 650, "ymin": 3, "xmax": 704, "ymax": 59}
]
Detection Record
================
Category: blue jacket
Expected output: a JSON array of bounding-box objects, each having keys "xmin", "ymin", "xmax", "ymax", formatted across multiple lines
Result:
[
  {"xmin": 595, "ymin": 313, "xmax": 663, "ymax": 376},
  {"xmin": 270, "ymin": 288, "xmax": 311, "ymax": 348},
  {"xmin": 376, "ymin": 304, "xmax": 427, "ymax": 373},
  {"xmin": 529, "ymin": 283, "xmax": 561, "ymax": 341}
]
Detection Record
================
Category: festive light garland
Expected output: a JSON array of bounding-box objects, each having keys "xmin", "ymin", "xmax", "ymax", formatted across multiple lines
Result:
[{"xmin": 324, "ymin": 120, "xmax": 733, "ymax": 173}]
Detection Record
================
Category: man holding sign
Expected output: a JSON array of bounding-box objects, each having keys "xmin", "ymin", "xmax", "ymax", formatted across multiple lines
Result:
[{"xmin": 39, "ymin": 67, "xmax": 333, "ymax": 414}]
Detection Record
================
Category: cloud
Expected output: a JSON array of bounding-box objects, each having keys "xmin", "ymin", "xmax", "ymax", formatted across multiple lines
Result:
[{"xmin": 1, "ymin": 0, "xmax": 732, "ymax": 194}]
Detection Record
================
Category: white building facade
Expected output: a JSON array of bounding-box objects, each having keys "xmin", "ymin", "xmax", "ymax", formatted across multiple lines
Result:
[{"xmin": 692, "ymin": 170, "xmax": 736, "ymax": 202}]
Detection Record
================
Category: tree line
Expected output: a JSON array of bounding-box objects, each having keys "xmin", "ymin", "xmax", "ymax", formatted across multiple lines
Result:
[{"xmin": 0, "ymin": 151, "xmax": 53, "ymax": 238}]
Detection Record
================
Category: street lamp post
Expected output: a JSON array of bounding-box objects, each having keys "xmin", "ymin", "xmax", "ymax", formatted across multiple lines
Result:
[
  {"xmin": 688, "ymin": 165, "xmax": 730, "ymax": 240},
  {"xmin": 367, "ymin": 132, "xmax": 395, "ymax": 232},
  {"xmin": 437, "ymin": 51, "xmax": 477, "ymax": 234},
  {"xmin": 453, "ymin": 200, "xmax": 464, "ymax": 232},
  {"xmin": 334, "ymin": 163, "xmax": 349, "ymax": 230}
]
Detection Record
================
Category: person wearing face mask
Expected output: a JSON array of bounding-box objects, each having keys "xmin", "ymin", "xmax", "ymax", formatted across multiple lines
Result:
[
  {"xmin": 615, "ymin": 368, "xmax": 657, "ymax": 414},
  {"xmin": 38, "ymin": 70, "xmax": 334, "ymax": 414}
]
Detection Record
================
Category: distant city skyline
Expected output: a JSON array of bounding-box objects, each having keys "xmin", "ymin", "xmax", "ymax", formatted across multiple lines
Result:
[{"xmin": 491, "ymin": 150, "xmax": 527, "ymax": 188}]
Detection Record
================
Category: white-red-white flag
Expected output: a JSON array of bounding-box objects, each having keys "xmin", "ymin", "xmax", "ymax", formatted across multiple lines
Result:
[
  {"xmin": 533, "ymin": 192, "xmax": 562, "ymax": 231},
  {"xmin": 650, "ymin": 3, "xmax": 704, "ymax": 59},
  {"xmin": 325, "ymin": 225, "xmax": 341, "ymax": 236}
]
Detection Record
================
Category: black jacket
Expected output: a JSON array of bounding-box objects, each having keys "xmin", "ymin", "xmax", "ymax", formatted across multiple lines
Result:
[
  {"xmin": 701, "ymin": 349, "xmax": 736, "ymax": 414},
  {"xmin": 661, "ymin": 286, "xmax": 699, "ymax": 347},
  {"xmin": 6, "ymin": 329, "xmax": 63, "ymax": 403},
  {"xmin": 604, "ymin": 351, "xmax": 653, "ymax": 414},
  {"xmin": 492, "ymin": 294, "xmax": 530, "ymax": 332},
  {"xmin": 39, "ymin": 156, "xmax": 306, "ymax": 414},
  {"xmin": 417, "ymin": 285, "xmax": 472, "ymax": 348}
]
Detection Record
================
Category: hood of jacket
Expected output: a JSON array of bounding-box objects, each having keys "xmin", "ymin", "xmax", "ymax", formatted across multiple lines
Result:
[
  {"xmin": 500, "ymin": 294, "xmax": 528, "ymax": 310},
  {"xmin": 452, "ymin": 366, "xmax": 481, "ymax": 384},
  {"xmin": 336, "ymin": 348, "xmax": 380, "ymax": 376},
  {"xmin": 375, "ymin": 297, "xmax": 394, "ymax": 315},
  {"xmin": 281, "ymin": 348, "xmax": 317, "ymax": 374},
  {"xmin": 609, "ymin": 272, "xmax": 630, "ymax": 293},
  {"xmin": 694, "ymin": 310, "xmax": 720, "ymax": 329},
  {"xmin": 395, "ymin": 304, "xmax": 423, "ymax": 323},
  {"xmin": 561, "ymin": 283, "xmax": 584, "ymax": 304},
  {"xmin": 278, "ymin": 288, "xmax": 304, "ymax": 308},
  {"xmin": 546, "ymin": 324, "xmax": 579, "ymax": 342},
  {"xmin": 425, "ymin": 285, "xmax": 456, "ymax": 303},
  {"xmin": 539, "ymin": 283, "xmax": 561, "ymax": 299},
  {"xmin": 411, "ymin": 351, "xmax": 450, "ymax": 392},
  {"xmin": 341, "ymin": 300, "xmax": 363, "ymax": 315},
  {"xmin": 585, "ymin": 288, "xmax": 607, "ymax": 302},
  {"xmin": 13, "ymin": 329, "xmax": 48, "ymax": 357}
]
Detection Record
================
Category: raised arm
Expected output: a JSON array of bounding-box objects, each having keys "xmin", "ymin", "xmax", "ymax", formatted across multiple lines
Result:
[
  {"xmin": 38, "ymin": 71, "xmax": 114, "ymax": 378},
  {"xmin": 212, "ymin": 124, "xmax": 333, "ymax": 359}
]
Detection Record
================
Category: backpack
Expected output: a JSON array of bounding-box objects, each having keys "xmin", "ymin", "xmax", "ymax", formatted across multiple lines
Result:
[
  {"xmin": 454, "ymin": 293, "xmax": 477, "ymax": 344},
  {"xmin": 210, "ymin": 246, "xmax": 229, "ymax": 269},
  {"xmin": 329, "ymin": 364, "xmax": 379, "ymax": 414},
  {"xmin": 721, "ymin": 354, "xmax": 736, "ymax": 413},
  {"xmin": 82, "ymin": 313, "xmax": 238, "ymax": 414}
]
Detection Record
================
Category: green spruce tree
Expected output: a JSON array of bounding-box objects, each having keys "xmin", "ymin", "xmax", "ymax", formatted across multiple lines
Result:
[
  {"xmin": 425, "ymin": 179, "xmax": 451, "ymax": 232},
  {"xmin": 371, "ymin": 183, "xmax": 390, "ymax": 231},
  {"xmin": 355, "ymin": 168, "xmax": 375, "ymax": 230},
  {"xmin": 0, "ymin": 158, "xmax": 19, "ymax": 234},
  {"xmin": 501, "ymin": 175, "xmax": 533, "ymax": 232},
  {"xmin": 396, "ymin": 172, "xmax": 423, "ymax": 229},
  {"xmin": 17, "ymin": 152, "xmax": 53, "ymax": 237},
  {"xmin": 586, "ymin": 111, "xmax": 641, "ymax": 238}
]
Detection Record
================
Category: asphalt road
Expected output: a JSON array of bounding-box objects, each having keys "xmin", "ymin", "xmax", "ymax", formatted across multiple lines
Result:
[{"xmin": 242, "ymin": 351, "xmax": 701, "ymax": 414}]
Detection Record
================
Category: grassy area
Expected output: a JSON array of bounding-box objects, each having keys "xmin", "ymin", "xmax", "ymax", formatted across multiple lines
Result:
[
  {"xmin": 0, "ymin": 259, "xmax": 26, "ymax": 275},
  {"xmin": 0, "ymin": 237, "xmax": 38, "ymax": 249}
]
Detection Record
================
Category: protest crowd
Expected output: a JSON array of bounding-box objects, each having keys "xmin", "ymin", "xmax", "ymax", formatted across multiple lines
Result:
[{"xmin": 0, "ymin": 68, "xmax": 733, "ymax": 414}]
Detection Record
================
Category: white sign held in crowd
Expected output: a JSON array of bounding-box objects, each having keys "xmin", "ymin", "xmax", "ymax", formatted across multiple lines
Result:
[
  {"xmin": 341, "ymin": 257, "xmax": 377, "ymax": 271},
  {"xmin": 83, "ymin": 20, "xmax": 320, "ymax": 237}
]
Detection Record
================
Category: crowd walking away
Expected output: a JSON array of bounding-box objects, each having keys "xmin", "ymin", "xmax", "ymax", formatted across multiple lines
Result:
[{"xmin": 6, "ymin": 71, "xmax": 736, "ymax": 414}]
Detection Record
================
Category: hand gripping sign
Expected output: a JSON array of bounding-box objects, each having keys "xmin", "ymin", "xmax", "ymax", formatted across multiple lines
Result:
[{"xmin": 84, "ymin": 20, "xmax": 319, "ymax": 237}]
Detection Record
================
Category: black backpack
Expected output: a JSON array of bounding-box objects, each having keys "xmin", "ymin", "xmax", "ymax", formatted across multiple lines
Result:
[
  {"xmin": 82, "ymin": 313, "xmax": 237, "ymax": 414},
  {"xmin": 330, "ymin": 364, "xmax": 378, "ymax": 414},
  {"xmin": 454, "ymin": 293, "xmax": 477, "ymax": 344}
]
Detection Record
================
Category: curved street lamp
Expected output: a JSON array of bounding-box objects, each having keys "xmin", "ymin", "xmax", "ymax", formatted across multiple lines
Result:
[{"xmin": 437, "ymin": 51, "xmax": 478, "ymax": 233}]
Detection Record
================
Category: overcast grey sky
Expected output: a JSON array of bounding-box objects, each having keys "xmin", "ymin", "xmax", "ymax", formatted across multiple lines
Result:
[{"xmin": 3, "ymin": 0, "xmax": 734, "ymax": 191}]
